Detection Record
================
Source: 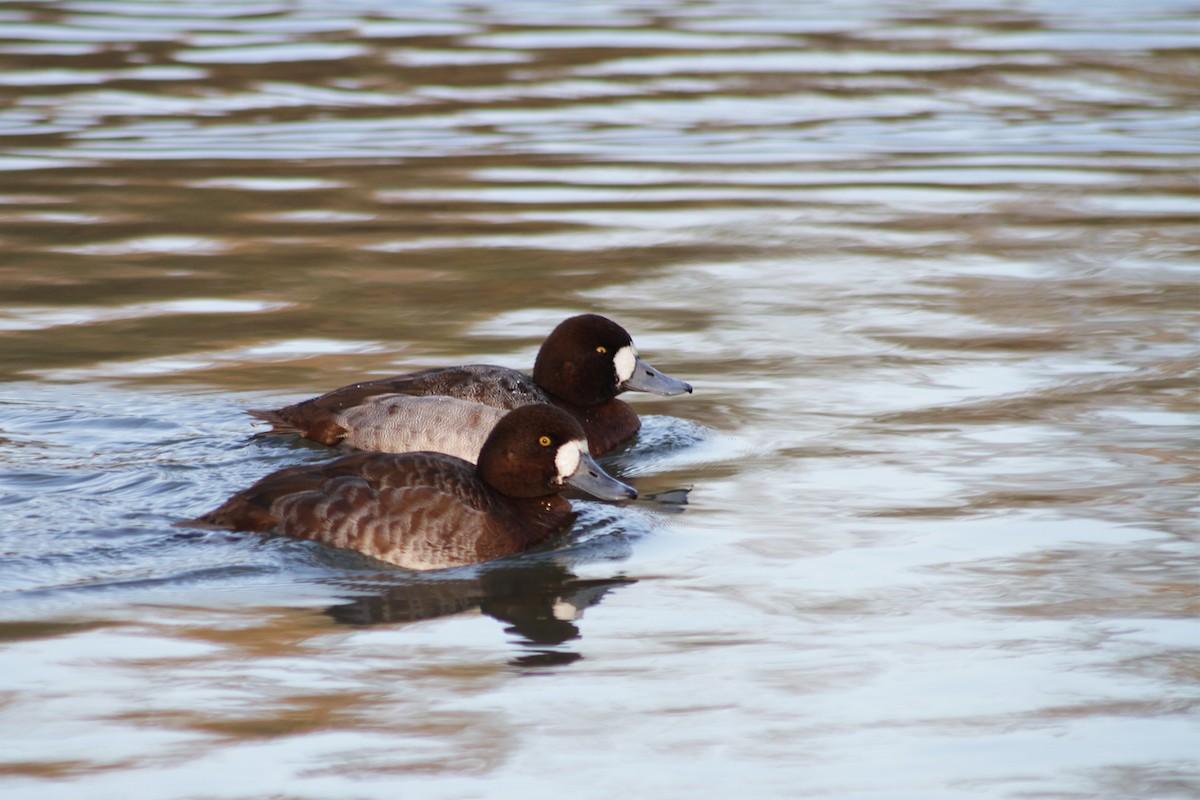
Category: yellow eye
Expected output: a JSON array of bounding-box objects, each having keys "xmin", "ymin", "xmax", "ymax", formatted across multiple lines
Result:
[
  {"xmin": 596, "ymin": 346, "xmax": 607, "ymax": 354},
  {"xmin": 539, "ymin": 435, "xmax": 551, "ymax": 447}
]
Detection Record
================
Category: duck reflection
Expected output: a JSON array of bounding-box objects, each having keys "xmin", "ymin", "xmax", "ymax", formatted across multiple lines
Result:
[{"xmin": 323, "ymin": 560, "xmax": 635, "ymax": 667}]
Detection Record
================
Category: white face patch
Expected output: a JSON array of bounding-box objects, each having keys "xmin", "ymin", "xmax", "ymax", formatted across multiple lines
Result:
[
  {"xmin": 552, "ymin": 599, "xmax": 580, "ymax": 621},
  {"xmin": 553, "ymin": 439, "xmax": 586, "ymax": 483},
  {"xmin": 614, "ymin": 344, "xmax": 637, "ymax": 385}
]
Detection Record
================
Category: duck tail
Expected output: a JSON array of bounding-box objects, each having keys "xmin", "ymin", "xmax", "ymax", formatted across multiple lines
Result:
[
  {"xmin": 247, "ymin": 407, "xmax": 344, "ymax": 445},
  {"xmin": 247, "ymin": 407, "xmax": 300, "ymax": 437},
  {"xmin": 176, "ymin": 498, "xmax": 278, "ymax": 533}
]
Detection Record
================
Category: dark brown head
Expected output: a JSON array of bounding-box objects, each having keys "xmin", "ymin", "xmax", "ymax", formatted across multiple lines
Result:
[
  {"xmin": 532, "ymin": 314, "xmax": 692, "ymax": 407},
  {"xmin": 476, "ymin": 404, "xmax": 636, "ymax": 501}
]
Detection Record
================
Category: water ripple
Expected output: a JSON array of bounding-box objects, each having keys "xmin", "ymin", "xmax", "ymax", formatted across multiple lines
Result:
[{"xmin": 0, "ymin": 1, "xmax": 1196, "ymax": 798}]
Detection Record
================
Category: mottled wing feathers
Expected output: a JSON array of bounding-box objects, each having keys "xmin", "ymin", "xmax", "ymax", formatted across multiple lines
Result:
[
  {"xmin": 298, "ymin": 366, "xmax": 547, "ymax": 414},
  {"xmin": 193, "ymin": 452, "xmax": 452, "ymax": 531},
  {"xmin": 249, "ymin": 366, "xmax": 549, "ymax": 446},
  {"xmin": 330, "ymin": 394, "xmax": 507, "ymax": 461},
  {"xmin": 191, "ymin": 455, "xmax": 379, "ymax": 531},
  {"xmin": 273, "ymin": 478, "xmax": 494, "ymax": 569},
  {"xmin": 373, "ymin": 365, "xmax": 549, "ymax": 409},
  {"xmin": 191, "ymin": 451, "xmax": 574, "ymax": 570}
]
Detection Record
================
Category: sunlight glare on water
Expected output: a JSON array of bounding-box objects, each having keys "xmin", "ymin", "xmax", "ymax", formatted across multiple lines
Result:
[{"xmin": 0, "ymin": 0, "xmax": 1197, "ymax": 798}]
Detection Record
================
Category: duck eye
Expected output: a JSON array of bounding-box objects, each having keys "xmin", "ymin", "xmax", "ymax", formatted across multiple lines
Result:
[
  {"xmin": 596, "ymin": 346, "xmax": 607, "ymax": 354},
  {"xmin": 539, "ymin": 435, "xmax": 552, "ymax": 447}
]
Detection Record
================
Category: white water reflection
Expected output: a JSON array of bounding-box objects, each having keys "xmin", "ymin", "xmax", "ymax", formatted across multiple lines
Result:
[
  {"xmin": 0, "ymin": 299, "xmax": 292, "ymax": 331},
  {"xmin": 175, "ymin": 42, "xmax": 369, "ymax": 63},
  {"xmin": 51, "ymin": 235, "xmax": 231, "ymax": 255}
]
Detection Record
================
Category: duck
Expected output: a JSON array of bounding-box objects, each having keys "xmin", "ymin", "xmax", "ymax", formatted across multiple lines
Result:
[
  {"xmin": 249, "ymin": 313, "xmax": 692, "ymax": 459},
  {"xmin": 187, "ymin": 404, "xmax": 637, "ymax": 571}
]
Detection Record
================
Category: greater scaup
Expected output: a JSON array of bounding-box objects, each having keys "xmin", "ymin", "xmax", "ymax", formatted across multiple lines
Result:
[
  {"xmin": 189, "ymin": 404, "xmax": 636, "ymax": 570},
  {"xmin": 250, "ymin": 313, "xmax": 692, "ymax": 457}
]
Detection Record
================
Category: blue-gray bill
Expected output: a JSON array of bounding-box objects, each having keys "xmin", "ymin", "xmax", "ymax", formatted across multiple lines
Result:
[
  {"xmin": 566, "ymin": 452, "xmax": 638, "ymax": 500},
  {"xmin": 621, "ymin": 356, "xmax": 693, "ymax": 396}
]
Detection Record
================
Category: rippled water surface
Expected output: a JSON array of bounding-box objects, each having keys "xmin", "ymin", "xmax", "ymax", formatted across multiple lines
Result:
[{"xmin": 1, "ymin": 1, "xmax": 1198, "ymax": 798}]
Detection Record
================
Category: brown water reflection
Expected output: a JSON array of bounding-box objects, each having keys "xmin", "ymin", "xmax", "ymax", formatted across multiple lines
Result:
[
  {"xmin": 1, "ymin": 0, "xmax": 1198, "ymax": 798},
  {"xmin": 326, "ymin": 562, "xmax": 637, "ymax": 667}
]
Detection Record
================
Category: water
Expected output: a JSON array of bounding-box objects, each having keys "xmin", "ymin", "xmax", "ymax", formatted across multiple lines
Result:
[{"xmin": 1, "ymin": 1, "xmax": 1198, "ymax": 797}]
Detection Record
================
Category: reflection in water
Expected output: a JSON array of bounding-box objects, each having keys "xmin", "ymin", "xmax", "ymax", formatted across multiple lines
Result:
[
  {"xmin": 0, "ymin": 0, "xmax": 1196, "ymax": 797},
  {"xmin": 325, "ymin": 561, "xmax": 636, "ymax": 668}
]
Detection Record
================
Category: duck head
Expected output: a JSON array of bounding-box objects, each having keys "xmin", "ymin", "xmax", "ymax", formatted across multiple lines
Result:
[
  {"xmin": 477, "ymin": 404, "xmax": 637, "ymax": 501},
  {"xmin": 532, "ymin": 314, "xmax": 692, "ymax": 407}
]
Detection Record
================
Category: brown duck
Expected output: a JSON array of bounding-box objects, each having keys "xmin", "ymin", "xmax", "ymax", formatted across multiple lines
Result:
[
  {"xmin": 250, "ymin": 314, "xmax": 692, "ymax": 460},
  {"xmin": 188, "ymin": 404, "xmax": 637, "ymax": 570}
]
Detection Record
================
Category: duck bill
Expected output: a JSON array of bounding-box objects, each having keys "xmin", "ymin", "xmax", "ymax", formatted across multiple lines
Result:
[
  {"xmin": 620, "ymin": 355, "xmax": 693, "ymax": 396},
  {"xmin": 565, "ymin": 452, "xmax": 638, "ymax": 501}
]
